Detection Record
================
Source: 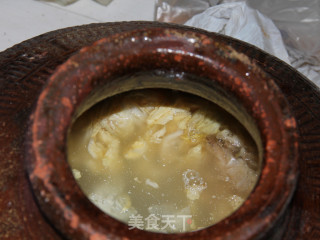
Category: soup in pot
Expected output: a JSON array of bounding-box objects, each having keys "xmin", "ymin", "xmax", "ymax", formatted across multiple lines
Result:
[{"xmin": 67, "ymin": 89, "xmax": 260, "ymax": 233}]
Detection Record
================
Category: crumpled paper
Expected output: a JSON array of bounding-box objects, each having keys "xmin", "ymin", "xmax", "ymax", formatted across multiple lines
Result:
[
  {"xmin": 185, "ymin": 2, "xmax": 290, "ymax": 64},
  {"xmin": 183, "ymin": 1, "xmax": 320, "ymax": 87},
  {"xmin": 287, "ymin": 46, "xmax": 320, "ymax": 86},
  {"xmin": 155, "ymin": 0, "xmax": 212, "ymax": 24},
  {"xmin": 247, "ymin": 0, "xmax": 320, "ymax": 86},
  {"xmin": 37, "ymin": 0, "xmax": 112, "ymax": 6}
]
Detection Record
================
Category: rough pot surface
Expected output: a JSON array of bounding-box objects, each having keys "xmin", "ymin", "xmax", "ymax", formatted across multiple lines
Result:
[
  {"xmin": 0, "ymin": 22, "xmax": 318, "ymax": 240},
  {"xmin": 27, "ymin": 25, "xmax": 298, "ymax": 239}
]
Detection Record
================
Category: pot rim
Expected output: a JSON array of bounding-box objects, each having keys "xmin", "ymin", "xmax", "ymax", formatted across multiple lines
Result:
[{"xmin": 26, "ymin": 26, "xmax": 299, "ymax": 239}]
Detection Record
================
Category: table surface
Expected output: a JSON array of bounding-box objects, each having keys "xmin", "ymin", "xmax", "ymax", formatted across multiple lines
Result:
[{"xmin": 0, "ymin": 0, "xmax": 155, "ymax": 52}]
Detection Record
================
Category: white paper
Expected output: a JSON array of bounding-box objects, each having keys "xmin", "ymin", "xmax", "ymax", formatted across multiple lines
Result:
[{"xmin": 185, "ymin": 2, "xmax": 290, "ymax": 64}]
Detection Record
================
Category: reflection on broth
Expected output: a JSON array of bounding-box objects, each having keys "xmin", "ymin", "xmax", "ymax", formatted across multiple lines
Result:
[{"xmin": 67, "ymin": 89, "xmax": 260, "ymax": 233}]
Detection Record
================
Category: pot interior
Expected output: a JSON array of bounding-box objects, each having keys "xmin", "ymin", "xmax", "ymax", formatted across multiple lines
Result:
[{"xmin": 67, "ymin": 71, "xmax": 263, "ymax": 233}]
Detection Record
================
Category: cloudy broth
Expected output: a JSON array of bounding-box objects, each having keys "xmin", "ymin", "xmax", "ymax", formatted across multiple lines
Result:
[{"xmin": 67, "ymin": 89, "xmax": 260, "ymax": 233}]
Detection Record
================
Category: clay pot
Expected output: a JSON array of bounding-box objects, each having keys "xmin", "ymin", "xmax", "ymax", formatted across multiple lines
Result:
[
  {"xmin": 1, "ymin": 22, "xmax": 319, "ymax": 240},
  {"xmin": 25, "ymin": 26, "xmax": 298, "ymax": 240}
]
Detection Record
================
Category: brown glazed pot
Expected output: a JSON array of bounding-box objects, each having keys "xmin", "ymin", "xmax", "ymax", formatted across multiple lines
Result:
[
  {"xmin": 0, "ymin": 22, "xmax": 319, "ymax": 240},
  {"xmin": 26, "ymin": 25, "xmax": 298, "ymax": 239}
]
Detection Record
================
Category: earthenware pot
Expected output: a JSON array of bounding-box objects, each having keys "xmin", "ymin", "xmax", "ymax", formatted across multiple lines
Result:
[{"xmin": 0, "ymin": 22, "xmax": 319, "ymax": 240}]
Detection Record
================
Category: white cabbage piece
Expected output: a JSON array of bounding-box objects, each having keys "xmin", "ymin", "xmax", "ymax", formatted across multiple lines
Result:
[
  {"xmin": 124, "ymin": 139, "xmax": 147, "ymax": 160},
  {"xmin": 188, "ymin": 110, "xmax": 221, "ymax": 136},
  {"xmin": 177, "ymin": 113, "xmax": 192, "ymax": 130},
  {"xmin": 88, "ymin": 127, "xmax": 121, "ymax": 172},
  {"xmin": 147, "ymin": 106, "xmax": 186, "ymax": 126},
  {"xmin": 100, "ymin": 105, "xmax": 147, "ymax": 138},
  {"xmin": 160, "ymin": 130, "xmax": 184, "ymax": 164},
  {"xmin": 187, "ymin": 144, "xmax": 203, "ymax": 161},
  {"xmin": 147, "ymin": 126, "xmax": 167, "ymax": 144}
]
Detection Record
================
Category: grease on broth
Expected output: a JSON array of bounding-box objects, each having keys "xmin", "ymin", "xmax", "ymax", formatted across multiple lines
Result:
[{"xmin": 67, "ymin": 89, "xmax": 260, "ymax": 233}]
